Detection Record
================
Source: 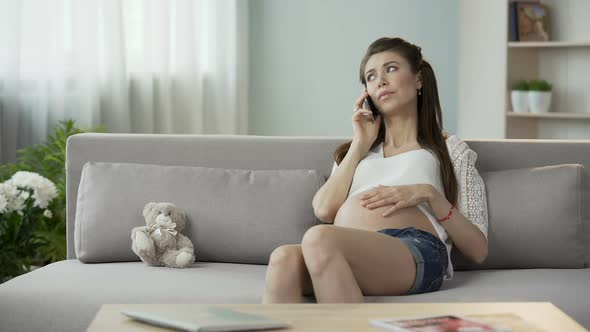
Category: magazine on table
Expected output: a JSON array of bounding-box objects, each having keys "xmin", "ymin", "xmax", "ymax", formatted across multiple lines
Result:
[
  {"xmin": 121, "ymin": 306, "xmax": 290, "ymax": 332},
  {"xmin": 369, "ymin": 312, "xmax": 547, "ymax": 332}
]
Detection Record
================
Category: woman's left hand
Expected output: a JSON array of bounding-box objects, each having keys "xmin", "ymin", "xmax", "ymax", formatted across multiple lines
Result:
[{"xmin": 359, "ymin": 184, "xmax": 433, "ymax": 217}]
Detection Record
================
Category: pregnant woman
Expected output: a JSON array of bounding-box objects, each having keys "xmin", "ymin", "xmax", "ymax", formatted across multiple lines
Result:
[{"xmin": 263, "ymin": 37, "xmax": 489, "ymax": 303}]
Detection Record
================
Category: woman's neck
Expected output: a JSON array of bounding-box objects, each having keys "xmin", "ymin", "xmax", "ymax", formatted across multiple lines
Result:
[{"xmin": 382, "ymin": 108, "xmax": 419, "ymax": 149}]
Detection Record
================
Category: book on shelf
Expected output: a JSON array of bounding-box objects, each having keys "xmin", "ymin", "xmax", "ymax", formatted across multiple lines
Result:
[
  {"xmin": 509, "ymin": 1, "xmax": 550, "ymax": 42},
  {"xmin": 369, "ymin": 312, "xmax": 548, "ymax": 332},
  {"xmin": 509, "ymin": 1, "xmax": 520, "ymax": 41}
]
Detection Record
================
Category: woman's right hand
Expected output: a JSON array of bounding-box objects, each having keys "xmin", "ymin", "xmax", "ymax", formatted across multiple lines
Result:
[{"xmin": 352, "ymin": 90, "xmax": 381, "ymax": 155}]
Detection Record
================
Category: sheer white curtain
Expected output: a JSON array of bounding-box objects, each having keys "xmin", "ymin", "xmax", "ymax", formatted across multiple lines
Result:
[{"xmin": 0, "ymin": 0, "xmax": 248, "ymax": 163}]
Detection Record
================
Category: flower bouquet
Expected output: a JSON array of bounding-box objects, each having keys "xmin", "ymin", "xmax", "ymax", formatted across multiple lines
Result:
[{"xmin": 0, "ymin": 171, "xmax": 58, "ymax": 282}]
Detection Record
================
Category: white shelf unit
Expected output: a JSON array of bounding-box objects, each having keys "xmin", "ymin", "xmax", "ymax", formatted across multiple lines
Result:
[
  {"xmin": 458, "ymin": 0, "xmax": 590, "ymax": 139},
  {"xmin": 507, "ymin": 111, "xmax": 590, "ymax": 119},
  {"xmin": 508, "ymin": 41, "xmax": 590, "ymax": 48}
]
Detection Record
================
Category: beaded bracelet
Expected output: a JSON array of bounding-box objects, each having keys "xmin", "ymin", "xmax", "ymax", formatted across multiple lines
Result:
[{"xmin": 437, "ymin": 204, "xmax": 456, "ymax": 223}]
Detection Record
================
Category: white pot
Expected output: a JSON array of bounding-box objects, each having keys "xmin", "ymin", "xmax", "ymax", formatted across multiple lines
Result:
[
  {"xmin": 528, "ymin": 91, "xmax": 552, "ymax": 113},
  {"xmin": 511, "ymin": 90, "xmax": 529, "ymax": 113}
]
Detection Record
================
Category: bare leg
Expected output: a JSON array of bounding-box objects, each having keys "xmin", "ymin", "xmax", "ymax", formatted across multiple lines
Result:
[
  {"xmin": 301, "ymin": 225, "xmax": 416, "ymax": 303},
  {"xmin": 262, "ymin": 245, "xmax": 314, "ymax": 303}
]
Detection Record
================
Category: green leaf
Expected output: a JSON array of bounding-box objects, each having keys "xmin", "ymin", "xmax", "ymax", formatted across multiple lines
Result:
[
  {"xmin": 528, "ymin": 79, "xmax": 552, "ymax": 91},
  {"xmin": 511, "ymin": 80, "xmax": 529, "ymax": 91}
]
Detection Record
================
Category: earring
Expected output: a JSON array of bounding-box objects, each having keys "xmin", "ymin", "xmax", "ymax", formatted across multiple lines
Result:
[{"xmin": 418, "ymin": 89, "xmax": 422, "ymax": 96}]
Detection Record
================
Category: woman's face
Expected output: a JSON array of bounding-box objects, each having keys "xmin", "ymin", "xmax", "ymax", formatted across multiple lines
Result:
[{"xmin": 363, "ymin": 51, "xmax": 422, "ymax": 114}]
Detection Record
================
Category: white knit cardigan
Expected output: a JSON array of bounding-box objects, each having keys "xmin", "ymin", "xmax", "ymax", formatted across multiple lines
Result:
[{"xmin": 446, "ymin": 135, "xmax": 489, "ymax": 239}]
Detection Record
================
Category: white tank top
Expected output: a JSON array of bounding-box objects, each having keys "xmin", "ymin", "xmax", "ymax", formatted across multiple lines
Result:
[{"xmin": 334, "ymin": 141, "xmax": 454, "ymax": 279}]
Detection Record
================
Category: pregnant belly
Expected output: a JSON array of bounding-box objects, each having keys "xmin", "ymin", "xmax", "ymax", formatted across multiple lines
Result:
[{"xmin": 333, "ymin": 190, "xmax": 440, "ymax": 239}]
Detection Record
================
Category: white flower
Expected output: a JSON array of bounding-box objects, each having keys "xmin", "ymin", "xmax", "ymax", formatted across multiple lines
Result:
[
  {"xmin": 0, "ymin": 182, "xmax": 26, "ymax": 214},
  {"xmin": 43, "ymin": 209, "xmax": 53, "ymax": 218},
  {"xmin": 8, "ymin": 171, "xmax": 58, "ymax": 209},
  {"xmin": 19, "ymin": 191, "xmax": 30, "ymax": 200},
  {"xmin": 0, "ymin": 193, "xmax": 7, "ymax": 214}
]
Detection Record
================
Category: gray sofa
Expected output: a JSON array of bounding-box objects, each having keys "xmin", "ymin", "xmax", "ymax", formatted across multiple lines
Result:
[{"xmin": 0, "ymin": 133, "xmax": 589, "ymax": 332}]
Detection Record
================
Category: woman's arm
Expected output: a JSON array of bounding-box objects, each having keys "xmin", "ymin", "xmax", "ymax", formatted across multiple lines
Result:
[
  {"xmin": 312, "ymin": 143, "xmax": 364, "ymax": 223},
  {"xmin": 427, "ymin": 187, "xmax": 488, "ymax": 264}
]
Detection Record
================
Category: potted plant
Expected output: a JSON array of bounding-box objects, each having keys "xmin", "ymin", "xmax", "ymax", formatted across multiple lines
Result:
[
  {"xmin": 511, "ymin": 80, "xmax": 529, "ymax": 113},
  {"xmin": 0, "ymin": 172, "xmax": 58, "ymax": 283},
  {"xmin": 0, "ymin": 120, "xmax": 105, "ymax": 284},
  {"xmin": 528, "ymin": 79, "xmax": 552, "ymax": 113}
]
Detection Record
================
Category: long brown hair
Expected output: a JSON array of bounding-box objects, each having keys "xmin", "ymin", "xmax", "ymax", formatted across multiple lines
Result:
[{"xmin": 333, "ymin": 37, "xmax": 458, "ymax": 204}]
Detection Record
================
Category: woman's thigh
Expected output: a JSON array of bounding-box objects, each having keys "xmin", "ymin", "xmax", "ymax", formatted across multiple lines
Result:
[{"xmin": 302, "ymin": 225, "xmax": 416, "ymax": 296}]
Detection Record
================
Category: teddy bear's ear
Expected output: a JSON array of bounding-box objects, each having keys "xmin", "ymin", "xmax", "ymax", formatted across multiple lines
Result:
[
  {"xmin": 143, "ymin": 202, "xmax": 157, "ymax": 219},
  {"xmin": 160, "ymin": 202, "xmax": 176, "ymax": 212}
]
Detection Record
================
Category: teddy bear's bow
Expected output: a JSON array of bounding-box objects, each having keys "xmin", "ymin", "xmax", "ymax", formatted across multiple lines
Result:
[{"xmin": 149, "ymin": 223, "xmax": 178, "ymax": 236}]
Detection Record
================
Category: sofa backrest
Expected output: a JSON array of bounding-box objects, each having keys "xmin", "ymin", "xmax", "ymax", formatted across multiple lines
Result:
[{"xmin": 66, "ymin": 134, "xmax": 589, "ymax": 268}]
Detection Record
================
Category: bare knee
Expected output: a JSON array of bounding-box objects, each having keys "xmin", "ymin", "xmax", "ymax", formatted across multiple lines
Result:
[
  {"xmin": 301, "ymin": 225, "xmax": 339, "ymax": 276},
  {"xmin": 268, "ymin": 245, "xmax": 304, "ymax": 270}
]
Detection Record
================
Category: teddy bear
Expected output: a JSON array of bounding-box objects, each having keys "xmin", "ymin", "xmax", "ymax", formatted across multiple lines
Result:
[{"xmin": 131, "ymin": 202, "xmax": 195, "ymax": 268}]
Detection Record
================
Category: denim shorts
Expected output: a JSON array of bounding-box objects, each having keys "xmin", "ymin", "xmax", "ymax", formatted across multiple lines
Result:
[{"xmin": 377, "ymin": 227, "xmax": 448, "ymax": 295}]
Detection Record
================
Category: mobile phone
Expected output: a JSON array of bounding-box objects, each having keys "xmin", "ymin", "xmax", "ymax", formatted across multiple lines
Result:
[{"xmin": 363, "ymin": 96, "xmax": 379, "ymax": 116}]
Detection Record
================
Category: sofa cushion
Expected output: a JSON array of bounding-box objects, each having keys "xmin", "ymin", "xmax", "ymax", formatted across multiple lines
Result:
[
  {"xmin": 74, "ymin": 162, "xmax": 324, "ymax": 264},
  {"xmin": 452, "ymin": 163, "xmax": 584, "ymax": 270}
]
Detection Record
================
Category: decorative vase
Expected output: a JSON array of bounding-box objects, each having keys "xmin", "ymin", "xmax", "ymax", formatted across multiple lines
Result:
[
  {"xmin": 511, "ymin": 90, "xmax": 529, "ymax": 113},
  {"xmin": 528, "ymin": 91, "xmax": 552, "ymax": 113}
]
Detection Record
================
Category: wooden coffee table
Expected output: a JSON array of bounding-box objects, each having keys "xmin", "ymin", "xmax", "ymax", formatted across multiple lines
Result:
[{"xmin": 87, "ymin": 302, "xmax": 587, "ymax": 331}]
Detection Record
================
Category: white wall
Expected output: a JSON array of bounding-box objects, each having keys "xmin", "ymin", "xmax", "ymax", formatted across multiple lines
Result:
[
  {"xmin": 457, "ymin": 0, "xmax": 507, "ymax": 139},
  {"xmin": 248, "ymin": 0, "xmax": 459, "ymax": 137}
]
